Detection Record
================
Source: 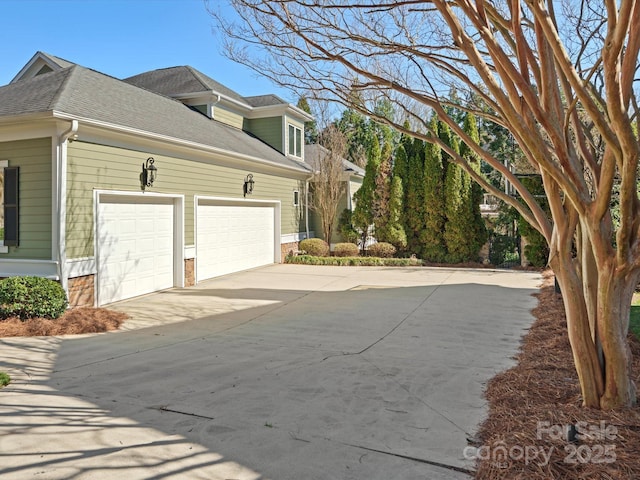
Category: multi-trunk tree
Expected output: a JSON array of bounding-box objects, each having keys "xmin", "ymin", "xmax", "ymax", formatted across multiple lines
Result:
[{"xmin": 216, "ymin": 0, "xmax": 640, "ymax": 409}]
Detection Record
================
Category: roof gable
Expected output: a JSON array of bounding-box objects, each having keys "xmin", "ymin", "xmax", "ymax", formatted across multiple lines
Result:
[{"xmin": 11, "ymin": 51, "xmax": 76, "ymax": 84}]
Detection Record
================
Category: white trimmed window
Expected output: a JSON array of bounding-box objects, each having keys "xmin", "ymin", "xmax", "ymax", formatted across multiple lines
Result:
[
  {"xmin": 288, "ymin": 124, "xmax": 303, "ymax": 158},
  {"xmin": 293, "ymin": 190, "xmax": 300, "ymax": 206}
]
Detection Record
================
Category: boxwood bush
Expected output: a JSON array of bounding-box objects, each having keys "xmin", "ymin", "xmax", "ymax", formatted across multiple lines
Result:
[
  {"xmin": 0, "ymin": 276, "xmax": 68, "ymax": 320},
  {"xmin": 333, "ymin": 243, "xmax": 359, "ymax": 257},
  {"xmin": 367, "ymin": 242, "xmax": 397, "ymax": 258},
  {"xmin": 299, "ymin": 238, "xmax": 330, "ymax": 257}
]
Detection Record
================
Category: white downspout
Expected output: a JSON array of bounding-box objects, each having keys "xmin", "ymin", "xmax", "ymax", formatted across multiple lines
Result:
[
  {"xmin": 57, "ymin": 120, "xmax": 78, "ymax": 297},
  {"xmin": 209, "ymin": 94, "xmax": 221, "ymax": 119}
]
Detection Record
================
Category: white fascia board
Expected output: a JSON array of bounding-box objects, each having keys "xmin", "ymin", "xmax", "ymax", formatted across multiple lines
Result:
[
  {"xmin": 245, "ymin": 104, "xmax": 314, "ymax": 122},
  {"xmin": 171, "ymin": 90, "xmax": 252, "ymax": 111},
  {"xmin": 52, "ymin": 112, "xmax": 312, "ymax": 178}
]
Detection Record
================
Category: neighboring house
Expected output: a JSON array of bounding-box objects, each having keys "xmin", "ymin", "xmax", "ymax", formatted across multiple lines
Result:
[
  {"xmin": 304, "ymin": 144, "xmax": 364, "ymax": 246},
  {"xmin": 0, "ymin": 51, "xmax": 315, "ymax": 306}
]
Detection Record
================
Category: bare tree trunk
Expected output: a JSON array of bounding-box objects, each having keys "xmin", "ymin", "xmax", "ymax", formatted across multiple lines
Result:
[
  {"xmin": 552, "ymin": 258, "xmax": 604, "ymax": 408},
  {"xmin": 598, "ymin": 267, "xmax": 638, "ymax": 409}
]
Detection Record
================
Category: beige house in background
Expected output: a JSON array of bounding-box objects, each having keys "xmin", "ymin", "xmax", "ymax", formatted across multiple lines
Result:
[{"xmin": 0, "ymin": 52, "xmax": 316, "ymax": 306}]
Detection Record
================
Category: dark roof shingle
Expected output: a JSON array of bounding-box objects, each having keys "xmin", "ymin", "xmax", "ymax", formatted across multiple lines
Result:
[{"xmin": 0, "ymin": 66, "xmax": 309, "ymax": 173}]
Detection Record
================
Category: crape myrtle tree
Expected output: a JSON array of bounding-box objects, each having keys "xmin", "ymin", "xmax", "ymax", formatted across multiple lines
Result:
[
  {"xmin": 213, "ymin": 1, "xmax": 640, "ymax": 410},
  {"xmin": 310, "ymin": 124, "xmax": 348, "ymax": 245}
]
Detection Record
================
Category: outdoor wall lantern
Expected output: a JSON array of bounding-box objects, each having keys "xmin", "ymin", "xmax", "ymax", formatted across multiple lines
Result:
[
  {"xmin": 243, "ymin": 173, "xmax": 255, "ymax": 197},
  {"xmin": 141, "ymin": 157, "xmax": 158, "ymax": 191}
]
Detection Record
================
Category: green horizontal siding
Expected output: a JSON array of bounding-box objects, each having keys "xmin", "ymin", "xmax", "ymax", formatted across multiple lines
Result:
[
  {"xmin": 0, "ymin": 137, "xmax": 52, "ymax": 259},
  {"xmin": 244, "ymin": 117, "xmax": 283, "ymax": 153},
  {"xmin": 66, "ymin": 141, "xmax": 308, "ymax": 258}
]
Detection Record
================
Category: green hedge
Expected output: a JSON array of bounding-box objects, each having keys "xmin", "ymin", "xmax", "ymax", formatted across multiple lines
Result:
[
  {"xmin": 285, "ymin": 255, "xmax": 423, "ymax": 267},
  {"xmin": 0, "ymin": 276, "xmax": 68, "ymax": 320}
]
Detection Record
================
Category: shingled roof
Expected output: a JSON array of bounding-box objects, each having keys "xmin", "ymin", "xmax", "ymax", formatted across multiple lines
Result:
[
  {"xmin": 124, "ymin": 66, "xmax": 250, "ymax": 106},
  {"xmin": 0, "ymin": 65, "xmax": 310, "ymax": 173},
  {"xmin": 304, "ymin": 144, "xmax": 365, "ymax": 177}
]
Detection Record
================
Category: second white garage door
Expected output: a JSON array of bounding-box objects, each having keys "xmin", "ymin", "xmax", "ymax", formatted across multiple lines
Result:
[{"xmin": 196, "ymin": 203, "xmax": 275, "ymax": 281}]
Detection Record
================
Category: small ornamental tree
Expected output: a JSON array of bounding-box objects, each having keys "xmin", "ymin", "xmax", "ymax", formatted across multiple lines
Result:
[{"xmin": 310, "ymin": 125, "xmax": 347, "ymax": 245}]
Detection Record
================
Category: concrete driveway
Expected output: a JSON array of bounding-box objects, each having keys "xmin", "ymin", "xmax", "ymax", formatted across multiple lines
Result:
[{"xmin": 0, "ymin": 264, "xmax": 540, "ymax": 479}]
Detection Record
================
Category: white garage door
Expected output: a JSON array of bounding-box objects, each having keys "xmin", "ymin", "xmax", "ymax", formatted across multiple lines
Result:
[
  {"xmin": 97, "ymin": 196, "xmax": 175, "ymax": 305},
  {"xmin": 197, "ymin": 203, "xmax": 275, "ymax": 281}
]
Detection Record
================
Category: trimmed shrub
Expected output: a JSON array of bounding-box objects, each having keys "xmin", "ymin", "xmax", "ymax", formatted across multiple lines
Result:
[
  {"xmin": 367, "ymin": 242, "xmax": 396, "ymax": 258},
  {"xmin": 333, "ymin": 243, "xmax": 359, "ymax": 257},
  {"xmin": 0, "ymin": 372, "xmax": 10, "ymax": 387},
  {"xmin": 285, "ymin": 255, "xmax": 422, "ymax": 267},
  {"xmin": 0, "ymin": 276, "xmax": 68, "ymax": 320},
  {"xmin": 299, "ymin": 238, "xmax": 330, "ymax": 257}
]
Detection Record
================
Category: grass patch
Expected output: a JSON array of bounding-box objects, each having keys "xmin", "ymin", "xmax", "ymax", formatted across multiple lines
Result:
[
  {"xmin": 630, "ymin": 292, "xmax": 640, "ymax": 340},
  {"xmin": 0, "ymin": 372, "xmax": 10, "ymax": 387},
  {"xmin": 285, "ymin": 255, "xmax": 423, "ymax": 267}
]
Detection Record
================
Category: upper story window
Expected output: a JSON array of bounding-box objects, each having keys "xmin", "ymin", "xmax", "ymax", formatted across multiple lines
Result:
[{"xmin": 288, "ymin": 124, "xmax": 302, "ymax": 158}]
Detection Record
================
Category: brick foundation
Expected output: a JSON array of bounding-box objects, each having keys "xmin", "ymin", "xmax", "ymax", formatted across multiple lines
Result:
[
  {"xmin": 184, "ymin": 258, "xmax": 195, "ymax": 287},
  {"xmin": 280, "ymin": 241, "xmax": 300, "ymax": 261},
  {"xmin": 68, "ymin": 275, "xmax": 95, "ymax": 308}
]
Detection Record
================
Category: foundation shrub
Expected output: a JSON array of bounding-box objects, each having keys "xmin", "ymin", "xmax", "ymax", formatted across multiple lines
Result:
[
  {"xmin": 299, "ymin": 238, "xmax": 330, "ymax": 257},
  {"xmin": 333, "ymin": 243, "xmax": 359, "ymax": 257},
  {"xmin": 367, "ymin": 242, "xmax": 396, "ymax": 258},
  {"xmin": 0, "ymin": 276, "xmax": 68, "ymax": 320}
]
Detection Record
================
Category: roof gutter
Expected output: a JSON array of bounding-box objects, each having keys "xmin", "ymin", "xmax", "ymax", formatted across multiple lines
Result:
[{"xmin": 56, "ymin": 119, "xmax": 78, "ymax": 298}]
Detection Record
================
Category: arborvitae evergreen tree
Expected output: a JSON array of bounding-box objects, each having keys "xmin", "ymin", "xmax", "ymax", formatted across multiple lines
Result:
[
  {"xmin": 383, "ymin": 174, "xmax": 408, "ymax": 249},
  {"xmin": 392, "ymin": 144, "xmax": 410, "ymax": 251},
  {"xmin": 444, "ymin": 161, "xmax": 469, "ymax": 262},
  {"xmin": 420, "ymin": 117, "xmax": 447, "ymax": 261},
  {"xmin": 372, "ymin": 140, "xmax": 393, "ymax": 240},
  {"xmin": 461, "ymin": 113, "xmax": 488, "ymax": 255},
  {"xmin": 352, "ymin": 136, "xmax": 381, "ymax": 245},
  {"xmin": 404, "ymin": 138, "xmax": 425, "ymax": 255}
]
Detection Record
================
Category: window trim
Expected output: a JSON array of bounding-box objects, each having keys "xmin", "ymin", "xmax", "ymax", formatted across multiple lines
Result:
[
  {"xmin": 287, "ymin": 123, "xmax": 303, "ymax": 159},
  {"xmin": 293, "ymin": 189, "xmax": 300, "ymax": 207}
]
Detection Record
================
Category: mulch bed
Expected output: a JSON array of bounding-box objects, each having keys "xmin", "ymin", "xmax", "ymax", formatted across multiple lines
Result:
[
  {"xmin": 474, "ymin": 270, "xmax": 640, "ymax": 479},
  {"xmin": 0, "ymin": 308, "xmax": 127, "ymax": 337}
]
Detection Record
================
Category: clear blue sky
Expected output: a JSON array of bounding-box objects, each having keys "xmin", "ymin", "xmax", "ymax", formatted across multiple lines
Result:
[{"xmin": 0, "ymin": 0, "xmax": 297, "ymax": 102}]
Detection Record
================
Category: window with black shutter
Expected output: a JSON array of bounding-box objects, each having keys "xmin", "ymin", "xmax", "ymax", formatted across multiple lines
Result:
[{"xmin": 3, "ymin": 166, "xmax": 19, "ymax": 246}]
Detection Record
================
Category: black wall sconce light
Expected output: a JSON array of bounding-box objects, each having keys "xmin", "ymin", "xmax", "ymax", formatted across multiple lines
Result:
[
  {"xmin": 141, "ymin": 157, "xmax": 158, "ymax": 191},
  {"xmin": 243, "ymin": 173, "xmax": 255, "ymax": 197}
]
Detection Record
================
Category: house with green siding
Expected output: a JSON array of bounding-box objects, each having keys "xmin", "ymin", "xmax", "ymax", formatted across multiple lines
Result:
[{"xmin": 0, "ymin": 51, "xmax": 318, "ymax": 306}]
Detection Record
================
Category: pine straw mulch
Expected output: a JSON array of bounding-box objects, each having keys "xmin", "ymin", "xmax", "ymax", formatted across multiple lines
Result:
[
  {"xmin": 0, "ymin": 307, "xmax": 128, "ymax": 337},
  {"xmin": 474, "ymin": 269, "xmax": 640, "ymax": 479}
]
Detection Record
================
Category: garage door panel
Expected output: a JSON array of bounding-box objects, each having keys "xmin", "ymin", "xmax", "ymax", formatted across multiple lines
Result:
[
  {"xmin": 97, "ymin": 197, "xmax": 175, "ymax": 305},
  {"xmin": 197, "ymin": 204, "xmax": 275, "ymax": 281}
]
